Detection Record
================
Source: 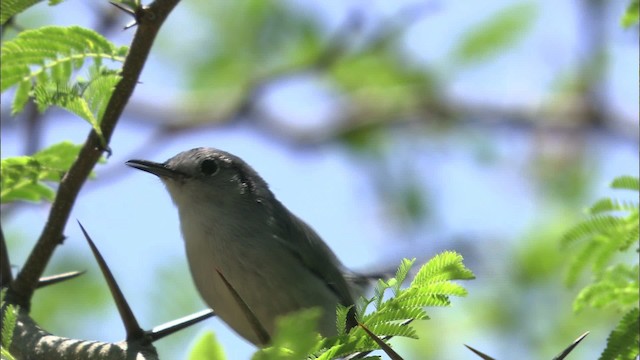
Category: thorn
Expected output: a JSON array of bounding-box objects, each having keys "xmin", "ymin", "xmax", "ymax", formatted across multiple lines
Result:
[
  {"xmin": 103, "ymin": 145, "xmax": 113, "ymax": 158},
  {"xmin": 77, "ymin": 220, "xmax": 145, "ymax": 342},
  {"xmin": 109, "ymin": 1, "xmax": 139, "ymax": 29},
  {"xmin": 124, "ymin": 20, "xmax": 138, "ymax": 30},
  {"xmin": 216, "ymin": 269, "xmax": 270, "ymax": 345},
  {"xmin": 37, "ymin": 270, "xmax": 85, "ymax": 288},
  {"xmin": 110, "ymin": 1, "xmax": 135, "ymax": 17},
  {"xmin": 358, "ymin": 322, "xmax": 404, "ymax": 360},
  {"xmin": 464, "ymin": 344, "xmax": 496, "ymax": 360},
  {"xmin": 147, "ymin": 309, "xmax": 216, "ymax": 342},
  {"xmin": 553, "ymin": 331, "xmax": 590, "ymax": 360}
]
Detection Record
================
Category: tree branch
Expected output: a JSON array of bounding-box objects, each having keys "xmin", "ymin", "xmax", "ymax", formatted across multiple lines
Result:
[
  {"xmin": 6, "ymin": 308, "xmax": 158, "ymax": 360},
  {"xmin": 7, "ymin": 0, "xmax": 180, "ymax": 310}
]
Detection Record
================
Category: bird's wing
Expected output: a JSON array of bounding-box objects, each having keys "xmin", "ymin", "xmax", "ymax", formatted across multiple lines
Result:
[{"xmin": 269, "ymin": 199, "xmax": 356, "ymax": 310}]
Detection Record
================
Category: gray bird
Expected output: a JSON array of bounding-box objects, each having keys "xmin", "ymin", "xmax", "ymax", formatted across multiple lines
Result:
[{"xmin": 127, "ymin": 147, "xmax": 358, "ymax": 345}]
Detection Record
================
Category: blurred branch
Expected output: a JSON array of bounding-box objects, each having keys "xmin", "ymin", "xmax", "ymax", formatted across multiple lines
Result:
[
  {"xmin": 120, "ymin": 94, "xmax": 639, "ymax": 148},
  {"xmin": 22, "ymin": 100, "xmax": 43, "ymax": 156}
]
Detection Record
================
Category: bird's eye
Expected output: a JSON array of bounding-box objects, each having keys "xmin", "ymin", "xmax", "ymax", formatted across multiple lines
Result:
[{"xmin": 200, "ymin": 159, "xmax": 219, "ymax": 176}]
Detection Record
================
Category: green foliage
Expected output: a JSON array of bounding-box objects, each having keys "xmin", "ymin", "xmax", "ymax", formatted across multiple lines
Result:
[
  {"xmin": 250, "ymin": 253, "xmax": 474, "ymax": 359},
  {"xmin": 31, "ymin": 67, "xmax": 121, "ymax": 143},
  {"xmin": 563, "ymin": 176, "xmax": 640, "ymax": 286},
  {"xmin": 0, "ymin": 0, "xmax": 68, "ymax": 25},
  {"xmin": 0, "ymin": 141, "xmax": 84, "ymax": 203},
  {"xmin": 1, "ymin": 26, "xmax": 127, "ymax": 143},
  {"xmin": 330, "ymin": 50, "xmax": 435, "ymax": 126},
  {"xmin": 180, "ymin": 0, "xmax": 324, "ymax": 119},
  {"xmin": 563, "ymin": 176, "xmax": 639, "ymax": 360},
  {"xmin": 187, "ymin": 331, "xmax": 227, "ymax": 360},
  {"xmin": 600, "ymin": 308, "xmax": 640, "ymax": 360},
  {"xmin": 610, "ymin": 175, "xmax": 640, "ymax": 191},
  {"xmin": 621, "ymin": 0, "xmax": 639, "ymax": 28},
  {"xmin": 451, "ymin": 2, "xmax": 537, "ymax": 66},
  {"xmin": 253, "ymin": 308, "xmax": 323, "ymax": 360},
  {"xmin": 572, "ymin": 264, "xmax": 639, "ymax": 312},
  {"xmin": 1, "ymin": 290, "xmax": 18, "ymax": 360}
]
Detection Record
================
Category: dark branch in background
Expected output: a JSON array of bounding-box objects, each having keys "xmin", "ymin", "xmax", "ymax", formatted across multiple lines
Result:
[
  {"xmin": 119, "ymin": 94, "xmax": 639, "ymax": 150},
  {"xmin": 8, "ymin": 0, "xmax": 181, "ymax": 310},
  {"xmin": 22, "ymin": 100, "xmax": 43, "ymax": 156}
]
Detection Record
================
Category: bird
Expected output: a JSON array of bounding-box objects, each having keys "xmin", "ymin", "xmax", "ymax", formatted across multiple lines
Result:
[{"xmin": 126, "ymin": 147, "xmax": 359, "ymax": 346}]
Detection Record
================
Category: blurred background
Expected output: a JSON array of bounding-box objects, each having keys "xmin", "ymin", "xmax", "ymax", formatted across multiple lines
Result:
[{"xmin": 1, "ymin": 0, "xmax": 638, "ymax": 359}]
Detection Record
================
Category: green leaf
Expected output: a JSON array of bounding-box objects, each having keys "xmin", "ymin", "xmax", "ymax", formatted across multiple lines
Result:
[
  {"xmin": 1, "ymin": 26, "xmax": 124, "ymax": 146},
  {"xmin": 1, "ymin": 0, "xmax": 69, "ymax": 24},
  {"xmin": 599, "ymin": 308, "xmax": 640, "ymax": 360},
  {"xmin": 452, "ymin": 2, "xmax": 537, "ymax": 65},
  {"xmin": 588, "ymin": 198, "xmax": 638, "ymax": 215},
  {"xmin": 1, "ymin": 141, "xmax": 83, "ymax": 203},
  {"xmin": 573, "ymin": 264, "xmax": 639, "ymax": 312},
  {"xmin": 362, "ymin": 307, "xmax": 428, "ymax": 325},
  {"xmin": 621, "ymin": 0, "xmax": 639, "ymax": 28},
  {"xmin": 335, "ymin": 304, "xmax": 351, "ymax": 337},
  {"xmin": 187, "ymin": 331, "xmax": 226, "ymax": 360},
  {"xmin": 11, "ymin": 79, "xmax": 31, "ymax": 114},
  {"xmin": 1, "ymin": 0, "xmax": 39, "ymax": 25},
  {"xmin": 393, "ymin": 258, "xmax": 416, "ymax": 294},
  {"xmin": 252, "ymin": 308, "xmax": 321, "ymax": 360},
  {"xmin": 412, "ymin": 251, "xmax": 476, "ymax": 286},
  {"xmin": 611, "ymin": 175, "xmax": 639, "ymax": 191},
  {"xmin": 562, "ymin": 215, "xmax": 622, "ymax": 246},
  {"xmin": 1, "ymin": 290, "xmax": 18, "ymax": 357},
  {"xmin": 1, "ymin": 25, "xmax": 126, "ymax": 92},
  {"xmin": 366, "ymin": 321, "xmax": 418, "ymax": 339}
]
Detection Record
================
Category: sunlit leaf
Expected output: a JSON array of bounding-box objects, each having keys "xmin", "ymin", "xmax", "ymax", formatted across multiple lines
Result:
[
  {"xmin": 187, "ymin": 331, "xmax": 226, "ymax": 360},
  {"xmin": 452, "ymin": 2, "xmax": 537, "ymax": 65}
]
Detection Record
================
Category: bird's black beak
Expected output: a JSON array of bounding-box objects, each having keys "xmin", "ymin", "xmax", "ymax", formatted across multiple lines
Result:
[{"xmin": 126, "ymin": 159, "xmax": 184, "ymax": 180}]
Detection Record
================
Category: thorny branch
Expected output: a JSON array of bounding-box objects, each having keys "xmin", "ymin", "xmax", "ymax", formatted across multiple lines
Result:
[{"xmin": 2, "ymin": 1, "xmax": 183, "ymax": 359}]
